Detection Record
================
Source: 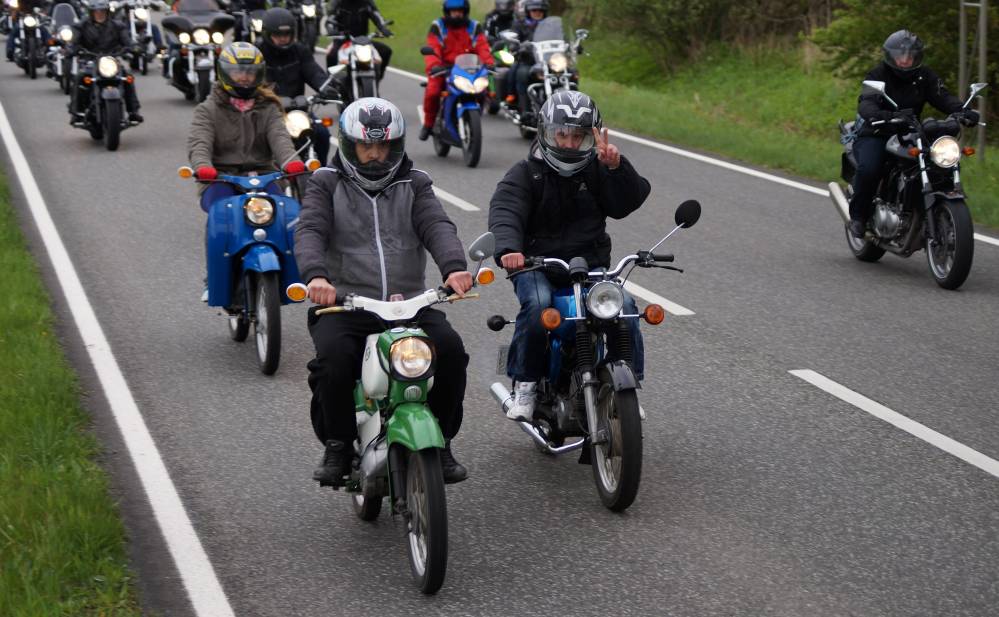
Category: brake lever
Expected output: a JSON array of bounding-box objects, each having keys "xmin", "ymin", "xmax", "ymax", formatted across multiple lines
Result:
[{"xmin": 647, "ymin": 264, "xmax": 684, "ymax": 273}]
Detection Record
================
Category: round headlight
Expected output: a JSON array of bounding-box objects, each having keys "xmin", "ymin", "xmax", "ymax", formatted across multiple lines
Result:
[
  {"xmin": 284, "ymin": 110, "xmax": 312, "ymax": 138},
  {"xmin": 302, "ymin": 3, "xmax": 316, "ymax": 16},
  {"xmin": 22, "ymin": 15, "xmax": 37, "ymax": 27},
  {"xmin": 251, "ymin": 18, "xmax": 263, "ymax": 32},
  {"xmin": 586, "ymin": 281, "xmax": 625, "ymax": 320},
  {"xmin": 498, "ymin": 49, "xmax": 515, "ymax": 66},
  {"xmin": 59, "ymin": 27, "xmax": 74, "ymax": 42},
  {"xmin": 211, "ymin": 31, "xmax": 225, "ymax": 45},
  {"xmin": 473, "ymin": 76, "xmax": 490, "ymax": 92},
  {"xmin": 391, "ymin": 337, "xmax": 433, "ymax": 379},
  {"xmin": 548, "ymin": 52, "xmax": 567, "ymax": 73},
  {"xmin": 193, "ymin": 28, "xmax": 210, "ymax": 45},
  {"xmin": 178, "ymin": 32, "xmax": 191, "ymax": 45},
  {"xmin": 9, "ymin": 0, "xmax": 18, "ymax": 9},
  {"xmin": 930, "ymin": 136, "xmax": 961, "ymax": 168},
  {"xmin": 244, "ymin": 197, "xmax": 274, "ymax": 226},
  {"xmin": 133, "ymin": 7, "xmax": 149, "ymax": 21},
  {"xmin": 98, "ymin": 56, "xmax": 119, "ymax": 78},
  {"xmin": 353, "ymin": 44, "xmax": 372, "ymax": 64}
]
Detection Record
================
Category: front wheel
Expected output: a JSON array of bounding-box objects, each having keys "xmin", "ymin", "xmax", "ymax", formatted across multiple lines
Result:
[
  {"xmin": 404, "ymin": 447, "xmax": 447, "ymax": 594},
  {"xmin": 60, "ymin": 57, "xmax": 71, "ymax": 94},
  {"xmin": 460, "ymin": 108, "xmax": 482, "ymax": 168},
  {"xmin": 26, "ymin": 37, "xmax": 36, "ymax": 79},
  {"xmin": 357, "ymin": 76, "xmax": 376, "ymax": 99},
  {"xmin": 590, "ymin": 383, "xmax": 643, "ymax": 512},
  {"xmin": 302, "ymin": 21, "xmax": 318, "ymax": 50},
  {"xmin": 195, "ymin": 69, "xmax": 211, "ymax": 103},
  {"xmin": 926, "ymin": 199, "xmax": 974, "ymax": 290},
  {"xmin": 253, "ymin": 271, "xmax": 281, "ymax": 375},
  {"xmin": 103, "ymin": 99, "xmax": 122, "ymax": 151}
]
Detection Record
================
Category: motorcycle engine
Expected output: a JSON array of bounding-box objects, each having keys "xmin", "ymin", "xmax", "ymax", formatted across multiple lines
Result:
[{"xmin": 873, "ymin": 200, "xmax": 903, "ymax": 239}]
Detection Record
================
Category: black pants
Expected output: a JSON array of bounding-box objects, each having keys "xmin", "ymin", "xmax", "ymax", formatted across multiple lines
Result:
[
  {"xmin": 72, "ymin": 74, "xmax": 140, "ymax": 114},
  {"xmin": 306, "ymin": 306, "xmax": 468, "ymax": 444},
  {"xmin": 849, "ymin": 135, "xmax": 889, "ymax": 222}
]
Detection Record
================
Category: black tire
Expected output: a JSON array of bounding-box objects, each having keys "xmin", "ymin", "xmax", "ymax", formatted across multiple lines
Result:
[
  {"xmin": 404, "ymin": 447, "xmax": 447, "ymax": 595},
  {"xmin": 88, "ymin": 117, "xmax": 104, "ymax": 140},
  {"xmin": 196, "ymin": 69, "xmax": 211, "ymax": 103},
  {"xmin": 432, "ymin": 131, "xmax": 450, "ymax": 157},
  {"xmin": 357, "ymin": 76, "xmax": 376, "ymax": 98},
  {"xmin": 351, "ymin": 482, "xmax": 383, "ymax": 521},
  {"xmin": 228, "ymin": 312, "xmax": 250, "ymax": 342},
  {"xmin": 26, "ymin": 37, "xmax": 36, "ymax": 79},
  {"xmin": 60, "ymin": 58, "xmax": 71, "ymax": 94},
  {"xmin": 590, "ymin": 382, "xmax": 642, "ymax": 512},
  {"xmin": 253, "ymin": 271, "xmax": 282, "ymax": 375},
  {"xmin": 487, "ymin": 96, "xmax": 499, "ymax": 115},
  {"xmin": 103, "ymin": 99, "xmax": 121, "ymax": 151},
  {"xmin": 519, "ymin": 123, "xmax": 533, "ymax": 140},
  {"xmin": 460, "ymin": 108, "xmax": 482, "ymax": 168},
  {"xmin": 926, "ymin": 199, "xmax": 974, "ymax": 290},
  {"xmin": 302, "ymin": 21, "xmax": 318, "ymax": 50},
  {"xmin": 842, "ymin": 186, "xmax": 885, "ymax": 262}
]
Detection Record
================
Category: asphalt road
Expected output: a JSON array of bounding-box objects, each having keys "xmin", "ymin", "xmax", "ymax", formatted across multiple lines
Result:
[{"xmin": 3, "ymin": 45, "xmax": 999, "ymax": 617}]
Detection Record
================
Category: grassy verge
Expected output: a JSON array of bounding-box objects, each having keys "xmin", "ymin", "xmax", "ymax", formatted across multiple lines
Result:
[
  {"xmin": 371, "ymin": 0, "xmax": 999, "ymax": 229},
  {"xmin": 0, "ymin": 177, "xmax": 141, "ymax": 614}
]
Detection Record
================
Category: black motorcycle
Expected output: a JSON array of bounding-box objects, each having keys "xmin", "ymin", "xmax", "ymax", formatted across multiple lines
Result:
[
  {"xmin": 161, "ymin": 0, "xmax": 233, "ymax": 102},
  {"xmin": 69, "ymin": 50, "xmax": 138, "ymax": 151},
  {"xmin": 288, "ymin": 0, "xmax": 320, "ymax": 50},
  {"xmin": 45, "ymin": 2, "xmax": 77, "ymax": 94},
  {"xmin": 829, "ymin": 80, "xmax": 988, "ymax": 290},
  {"xmin": 13, "ymin": 8, "xmax": 48, "ymax": 79}
]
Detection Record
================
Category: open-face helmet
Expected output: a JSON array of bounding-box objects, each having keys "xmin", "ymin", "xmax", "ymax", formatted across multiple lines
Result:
[
  {"xmin": 337, "ymin": 97, "xmax": 406, "ymax": 192},
  {"xmin": 537, "ymin": 90, "xmax": 601, "ymax": 177}
]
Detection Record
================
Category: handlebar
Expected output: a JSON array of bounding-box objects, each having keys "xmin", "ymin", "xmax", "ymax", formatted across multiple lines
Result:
[{"xmin": 512, "ymin": 252, "xmax": 675, "ymax": 280}]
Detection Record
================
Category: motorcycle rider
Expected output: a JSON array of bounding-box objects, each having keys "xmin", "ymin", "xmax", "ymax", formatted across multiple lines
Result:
[
  {"xmin": 230, "ymin": 0, "xmax": 268, "ymax": 42},
  {"xmin": 259, "ymin": 7, "xmax": 335, "ymax": 165},
  {"xmin": 505, "ymin": 0, "xmax": 547, "ymax": 124},
  {"xmin": 5, "ymin": 0, "xmax": 48, "ymax": 62},
  {"xmin": 847, "ymin": 30, "xmax": 978, "ymax": 239},
  {"xmin": 295, "ymin": 97, "xmax": 473, "ymax": 486},
  {"xmin": 483, "ymin": 0, "xmax": 515, "ymax": 41},
  {"xmin": 418, "ymin": 0, "xmax": 494, "ymax": 141},
  {"xmin": 488, "ymin": 91, "xmax": 651, "ymax": 421},
  {"xmin": 69, "ymin": 0, "xmax": 143, "ymax": 124},
  {"xmin": 324, "ymin": 0, "xmax": 393, "ymax": 81}
]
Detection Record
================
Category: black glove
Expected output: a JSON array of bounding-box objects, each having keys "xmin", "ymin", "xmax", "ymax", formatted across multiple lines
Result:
[
  {"xmin": 960, "ymin": 109, "xmax": 981, "ymax": 127},
  {"xmin": 379, "ymin": 26, "xmax": 393, "ymax": 37},
  {"xmin": 869, "ymin": 110, "xmax": 894, "ymax": 123}
]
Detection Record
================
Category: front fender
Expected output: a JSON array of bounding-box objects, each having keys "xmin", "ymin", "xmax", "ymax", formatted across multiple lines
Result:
[
  {"xmin": 925, "ymin": 190, "xmax": 966, "ymax": 210},
  {"xmin": 386, "ymin": 403, "xmax": 445, "ymax": 451},
  {"xmin": 241, "ymin": 243, "xmax": 282, "ymax": 273},
  {"xmin": 597, "ymin": 359, "xmax": 639, "ymax": 392},
  {"xmin": 456, "ymin": 100, "xmax": 481, "ymax": 119}
]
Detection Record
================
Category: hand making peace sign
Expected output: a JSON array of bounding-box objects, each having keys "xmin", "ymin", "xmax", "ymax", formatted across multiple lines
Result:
[{"xmin": 593, "ymin": 127, "xmax": 620, "ymax": 170}]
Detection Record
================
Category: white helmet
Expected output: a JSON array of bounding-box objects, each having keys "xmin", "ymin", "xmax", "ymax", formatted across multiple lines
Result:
[{"xmin": 337, "ymin": 98, "xmax": 406, "ymax": 192}]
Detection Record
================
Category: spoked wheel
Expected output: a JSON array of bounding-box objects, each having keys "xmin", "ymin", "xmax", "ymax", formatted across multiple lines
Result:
[
  {"xmin": 253, "ymin": 271, "xmax": 282, "ymax": 375},
  {"xmin": 590, "ymin": 382, "xmax": 643, "ymax": 512},
  {"xmin": 228, "ymin": 312, "xmax": 250, "ymax": 342},
  {"xmin": 926, "ymin": 199, "xmax": 974, "ymax": 290},
  {"xmin": 460, "ymin": 108, "xmax": 482, "ymax": 168},
  {"xmin": 103, "ymin": 99, "xmax": 121, "ymax": 151},
  {"xmin": 404, "ymin": 447, "xmax": 447, "ymax": 595}
]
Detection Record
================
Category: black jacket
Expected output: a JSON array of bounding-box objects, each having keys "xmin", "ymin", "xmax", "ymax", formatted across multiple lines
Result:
[
  {"xmin": 260, "ymin": 40, "xmax": 327, "ymax": 97},
  {"xmin": 72, "ymin": 17, "xmax": 132, "ymax": 54},
  {"xmin": 328, "ymin": 0, "xmax": 387, "ymax": 36},
  {"xmin": 856, "ymin": 63, "xmax": 964, "ymax": 136},
  {"xmin": 488, "ymin": 146, "xmax": 651, "ymax": 272},
  {"xmin": 483, "ymin": 10, "xmax": 515, "ymax": 40}
]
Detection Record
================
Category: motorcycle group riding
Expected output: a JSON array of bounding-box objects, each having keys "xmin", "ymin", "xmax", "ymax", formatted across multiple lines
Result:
[{"xmin": 1, "ymin": 0, "xmax": 988, "ymax": 598}]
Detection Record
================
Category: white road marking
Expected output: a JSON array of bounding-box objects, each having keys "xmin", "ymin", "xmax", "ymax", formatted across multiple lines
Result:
[
  {"xmin": 434, "ymin": 186, "xmax": 480, "ymax": 211},
  {"xmin": 378, "ymin": 62, "xmax": 999, "ymax": 248},
  {"xmin": 0, "ymin": 103, "xmax": 236, "ymax": 617},
  {"xmin": 622, "ymin": 281, "xmax": 695, "ymax": 316},
  {"xmin": 790, "ymin": 369, "xmax": 999, "ymax": 480}
]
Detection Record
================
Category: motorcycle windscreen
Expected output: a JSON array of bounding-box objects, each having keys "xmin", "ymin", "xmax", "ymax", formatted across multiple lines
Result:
[
  {"xmin": 50, "ymin": 3, "xmax": 77, "ymax": 29},
  {"xmin": 531, "ymin": 16, "xmax": 564, "ymax": 43}
]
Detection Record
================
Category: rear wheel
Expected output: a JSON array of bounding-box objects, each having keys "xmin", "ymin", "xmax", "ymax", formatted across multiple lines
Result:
[
  {"xmin": 926, "ymin": 199, "xmax": 974, "ymax": 290},
  {"xmin": 432, "ymin": 129, "xmax": 450, "ymax": 157},
  {"xmin": 843, "ymin": 186, "xmax": 885, "ymax": 262},
  {"xmin": 404, "ymin": 447, "xmax": 447, "ymax": 595},
  {"xmin": 103, "ymin": 99, "xmax": 121, "ymax": 151},
  {"xmin": 253, "ymin": 271, "xmax": 282, "ymax": 375},
  {"xmin": 590, "ymin": 382, "xmax": 642, "ymax": 512},
  {"xmin": 460, "ymin": 108, "xmax": 482, "ymax": 168},
  {"xmin": 228, "ymin": 312, "xmax": 250, "ymax": 342}
]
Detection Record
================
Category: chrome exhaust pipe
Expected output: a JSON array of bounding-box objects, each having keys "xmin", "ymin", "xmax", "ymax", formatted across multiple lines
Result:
[
  {"xmin": 490, "ymin": 382, "xmax": 586, "ymax": 455},
  {"xmin": 828, "ymin": 182, "xmax": 851, "ymax": 223}
]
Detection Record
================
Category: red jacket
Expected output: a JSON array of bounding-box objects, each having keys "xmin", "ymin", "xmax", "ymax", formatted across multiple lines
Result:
[{"xmin": 424, "ymin": 18, "xmax": 493, "ymax": 74}]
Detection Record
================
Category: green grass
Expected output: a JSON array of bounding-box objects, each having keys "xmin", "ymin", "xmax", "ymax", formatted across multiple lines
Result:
[
  {"xmin": 371, "ymin": 0, "xmax": 999, "ymax": 229},
  {"xmin": 0, "ymin": 178, "xmax": 141, "ymax": 615}
]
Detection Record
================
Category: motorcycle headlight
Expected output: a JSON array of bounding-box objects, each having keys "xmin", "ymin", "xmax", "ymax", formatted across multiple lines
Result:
[
  {"xmin": 930, "ymin": 136, "xmax": 961, "ymax": 168},
  {"xmin": 473, "ymin": 76, "xmax": 490, "ymax": 93},
  {"xmin": 302, "ymin": 4, "xmax": 316, "ymax": 17},
  {"xmin": 251, "ymin": 18, "xmax": 263, "ymax": 33},
  {"xmin": 9, "ymin": 0, "xmax": 18, "ymax": 9},
  {"xmin": 391, "ymin": 337, "xmax": 433, "ymax": 379},
  {"xmin": 244, "ymin": 197, "xmax": 274, "ymax": 226},
  {"xmin": 193, "ymin": 28, "xmax": 210, "ymax": 45},
  {"xmin": 133, "ymin": 7, "xmax": 149, "ymax": 21},
  {"xmin": 548, "ymin": 52, "xmax": 567, "ymax": 73},
  {"xmin": 59, "ymin": 27, "xmax": 73, "ymax": 42},
  {"xmin": 178, "ymin": 32, "xmax": 191, "ymax": 45},
  {"xmin": 284, "ymin": 110, "xmax": 312, "ymax": 138},
  {"xmin": 453, "ymin": 76, "xmax": 474, "ymax": 93},
  {"xmin": 586, "ymin": 281, "xmax": 625, "ymax": 320},
  {"xmin": 498, "ymin": 49, "xmax": 514, "ymax": 66},
  {"xmin": 211, "ymin": 31, "xmax": 225, "ymax": 45},
  {"xmin": 98, "ymin": 56, "xmax": 119, "ymax": 78},
  {"xmin": 22, "ymin": 15, "xmax": 37, "ymax": 27},
  {"xmin": 353, "ymin": 43, "xmax": 372, "ymax": 64}
]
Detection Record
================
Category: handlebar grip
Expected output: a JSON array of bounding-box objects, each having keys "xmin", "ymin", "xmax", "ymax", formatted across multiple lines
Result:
[{"xmin": 652, "ymin": 253, "xmax": 674, "ymax": 263}]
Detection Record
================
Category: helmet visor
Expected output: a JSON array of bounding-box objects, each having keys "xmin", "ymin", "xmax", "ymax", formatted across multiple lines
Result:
[
  {"xmin": 540, "ymin": 124, "xmax": 595, "ymax": 154},
  {"xmin": 886, "ymin": 47, "xmax": 922, "ymax": 71},
  {"xmin": 339, "ymin": 135, "xmax": 405, "ymax": 179},
  {"xmin": 220, "ymin": 62, "xmax": 264, "ymax": 90}
]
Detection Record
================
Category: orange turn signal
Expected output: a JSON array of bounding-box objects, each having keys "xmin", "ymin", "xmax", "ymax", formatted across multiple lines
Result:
[
  {"xmin": 540, "ymin": 308, "xmax": 562, "ymax": 330},
  {"xmin": 177, "ymin": 166, "xmax": 194, "ymax": 179},
  {"xmin": 505, "ymin": 94, "xmax": 516, "ymax": 103},
  {"xmin": 907, "ymin": 147, "xmax": 921, "ymax": 157},
  {"xmin": 125, "ymin": 75, "xmax": 134, "ymax": 84},
  {"xmin": 82, "ymin": 76, "xmax": 93, "ymax": 85},
  {"xmin": 321, "ymin": 117, "xmax": 333, "ymax": 127},
  {"xmin": 286, "ymin": 282, "xmax": 308, "ymax": 302},
  {"xmin": 643, "ymin": 304, "xmax": 666, "ymax": 325},
  {"xmin": 306, "ymin": 158, "xmax": 321, "ymax": 171},
  {"xmin": 476, "ymin": 267, "xmax": 495, "ymax": 285},
  {"xmin": 963, "ymin": 147, "xmax": 976, "ymax": 156}
]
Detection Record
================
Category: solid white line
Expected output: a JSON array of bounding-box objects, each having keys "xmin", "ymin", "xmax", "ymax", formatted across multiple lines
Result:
[
  {"xmin": 974, "ymin": 233, "xmax": 999, "ymax": 247},
  {"xmin": 0, "ymin": 103, "xmax": 236, "ymax": 617},
  {"xmin": 790, "ymin": 369, "xmax": 999, "ymax": 480},
  {"xmin": 434, "ymin": 186, "xmax": 480, "ymax": 211},
  {"xmin": 623, "ymin": 281, "xmax": 695, "ymax": 316}
]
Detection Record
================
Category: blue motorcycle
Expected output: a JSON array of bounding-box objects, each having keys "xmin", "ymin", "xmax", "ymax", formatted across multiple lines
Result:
[
  {"xmin": 420, "ymin": 49, "xmax": 490, "ymax": 168},
  {"xmin": 180, "ymin": 167, "xmax": 304, "ymax": 374}
]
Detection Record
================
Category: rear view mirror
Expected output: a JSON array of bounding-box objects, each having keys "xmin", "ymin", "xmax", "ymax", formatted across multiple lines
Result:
[
  {"xmin": 499, "ymin": 30, "xmax": 519, "ymax": 42},
  {"xmin": 467, "ymin": 232, "xmax": 495, "ymax": 262},
  {"xmin": 862, "ymin": 79, "xmax": 899, "ymax": 109},
  {"xmin": 674, "ymin": 200, "xmax": 701, "ymax": 229},
  {"xmin": 964, "ymin": 82, "xmax": 988, "ymax": 109}
]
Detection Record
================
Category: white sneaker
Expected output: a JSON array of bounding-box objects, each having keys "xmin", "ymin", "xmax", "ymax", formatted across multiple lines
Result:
[{"xmin": 507, "ymin": 381, "xmax": 537, "ymax": 422}]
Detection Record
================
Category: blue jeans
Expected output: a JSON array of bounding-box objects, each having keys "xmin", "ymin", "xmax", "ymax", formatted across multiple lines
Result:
[
  {"xmin": 849, "ymin": 135, "xmax": 889, "ymax": 222},
  {"xmin": 507, "ymin": 270, "xmax": 645, "ymax": 382}
]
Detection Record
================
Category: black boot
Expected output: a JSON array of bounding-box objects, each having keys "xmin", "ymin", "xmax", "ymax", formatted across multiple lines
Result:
[
  {"xmin": 848, "ymin": 219, "xmax": 866, "ymax": 239},
  {"xmin": 418, "ymin": 125, "xmax": 432, "ymax": 141},
  {"xmin": 313, "ymin": 439, "xmax": 352, "ymax": 486},
  {"xmin": 128, "ymin": 111, "xmax": 144, "ymax": 124},
  {"xmin": 439, "ymin": 440, "xmax": 467, "ymax": 484}
]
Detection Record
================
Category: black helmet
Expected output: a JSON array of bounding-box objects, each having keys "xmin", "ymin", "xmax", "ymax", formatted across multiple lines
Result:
[
  {"xmin": 262, "ymin": 8, "xmax": 297, "ymax": 50},
  {"xmin": 337, "ymin": 98, "xmax": 407, "ymax": 192},
  {"xmin": 882, "ymin": 30, "xmax": 924, "ymax": 77},
  {"xmin": 537, "ymin": 90, "xmax": 601, "ymax": 177},
  {"xmin": 217, "ymin": 42, "xmax": 266, "ymax": 99},
  {"xmin": 495, "ymin": 0, "xmax": 514, "ymax": 15},
  {"xmin": 88, "ymin": 0, "xmax": 110, "ymax": 12},
  {"xmin": 524, "ymin": 0, "xmax": 549, "ymax": 13},
  {"xmin": 442, "ymin": 0, "xmax": 470, "ymax": 26}
]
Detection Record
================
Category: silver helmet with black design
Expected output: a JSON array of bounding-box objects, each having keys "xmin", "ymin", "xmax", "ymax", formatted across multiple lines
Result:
[
  {"xmin": 337, "ymin": 97, "xmax": 406, "ymax": 192},
  {"xmin": 537, "ymin": 90, "xmax": 601, "ymax": 177}
]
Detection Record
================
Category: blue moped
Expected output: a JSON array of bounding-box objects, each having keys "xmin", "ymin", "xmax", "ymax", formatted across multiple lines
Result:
[
  {"xmin": 180, "ymin": 166, "xmax": 304, "ymax": 374},
  {"xmin": 420, "ymin": 49, "xmax": 491, "ymax": 168}
]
